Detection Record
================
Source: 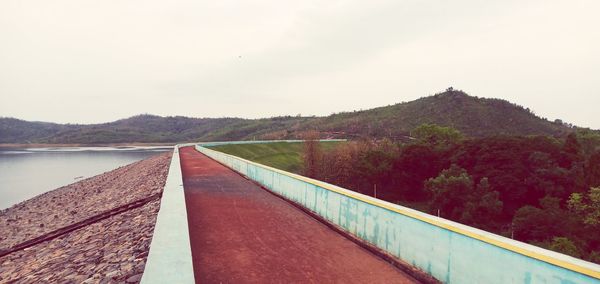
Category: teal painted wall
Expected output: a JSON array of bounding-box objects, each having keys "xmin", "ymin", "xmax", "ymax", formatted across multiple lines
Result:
[{"xmin": 197, "ymin": 143, "xmax": 600, "ymax": 284}]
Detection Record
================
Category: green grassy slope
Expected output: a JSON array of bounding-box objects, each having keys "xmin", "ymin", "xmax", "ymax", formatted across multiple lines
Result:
[{"xmin": 209, "ymin": 142, "xmax": 342, "ymax": 173}]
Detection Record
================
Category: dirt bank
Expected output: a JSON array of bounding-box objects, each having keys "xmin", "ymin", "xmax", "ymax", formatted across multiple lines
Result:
[{"xmin": 0, "ymin": 152, "xmax": 171, "ymax": 283}]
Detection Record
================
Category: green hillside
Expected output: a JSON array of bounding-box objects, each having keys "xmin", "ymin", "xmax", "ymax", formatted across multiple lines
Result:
[
  {"xmin": 209, "ymin": 141, "xmax": 342, "ymax": 173},
  {"xmin": 309, "ymin": 90, "xmax": 569, "ymax": 138},
  {"xmin": 0, "ymin": 89, "xmax": 584, "ymax": 144}
]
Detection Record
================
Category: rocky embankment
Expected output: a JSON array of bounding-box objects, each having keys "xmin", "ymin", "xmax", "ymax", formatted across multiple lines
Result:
[{"xmin": 0, "ymin": 152, "xmax": 171, "ymax": 283}]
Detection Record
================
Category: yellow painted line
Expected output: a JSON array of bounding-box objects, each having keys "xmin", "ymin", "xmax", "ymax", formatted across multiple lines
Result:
[{"xmin": 198, "ymin": 146, "xmax": 600, "ymax": 280}]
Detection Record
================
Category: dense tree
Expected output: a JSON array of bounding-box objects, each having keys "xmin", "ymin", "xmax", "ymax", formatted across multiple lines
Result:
[
  {"xmin": 319, "ymin": 143, "xmax": 357, "ymax": 188},
  {"xmin": 564, "ymin": 133, "xmax": 583, "ymax": 155},
  {"xmin": 512, "ymin": 197, "xmax": 572, "ymax": 241},
  {"xmin": 460, "ymin": 177, "xmax": 503, "ymax": 231},
  {"xmin": 353, "ymin": 139, "xmax": 398, "ymax": 196},
  {"xmin": 301, "ymin": 131, "xmax": 322, "ymax": 178},
  {"xmin": 549, "ymin": 237, "xmax": 582, "ymax": 258},
  {"xmin": 576, "ymin": 129, "xmax": 600, "ymax": 157},
  {"xmin": 451, "ymin": 135, "xmax": 577, "ymax": 216},
  {"xmin": 390, "ymin": 144, "xmax": 450, "ymax": 201},
  {"xmin": 568, "ymin": 187, "xmax": 600, "ymax": 226},
  {"xmin": 425, "ymin": 165, "xmax": 473, "ymax": 219},
  {"xmin": 586, "ymin": 152, "xmax": 600, "ymax": 187},
  {"xmin": 412, "ymin": 123, "xmax": 463, "ymax": 149},
  {"xmin": 425, "ymin": 166, "xmax": 502, "ymax": 230}
]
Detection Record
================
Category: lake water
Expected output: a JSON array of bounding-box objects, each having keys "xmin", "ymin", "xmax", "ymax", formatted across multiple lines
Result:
[{"xmin": 0, "ymin": 146, "xmax": 173, "ymax": 210}]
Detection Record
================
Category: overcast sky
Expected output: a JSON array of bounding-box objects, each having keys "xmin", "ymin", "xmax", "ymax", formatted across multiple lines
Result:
[{"xmin": 1, "ymin": 0, "xmax": 599, "ymax": 128}]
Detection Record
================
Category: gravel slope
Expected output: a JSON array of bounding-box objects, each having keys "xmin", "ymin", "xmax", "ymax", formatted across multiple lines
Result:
[{"xmin": 0, "ymin": 152, "xmax": 171, "ymax": 283}]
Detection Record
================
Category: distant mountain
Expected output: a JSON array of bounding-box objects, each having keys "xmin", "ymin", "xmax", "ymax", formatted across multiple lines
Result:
[
  {"xmin": 311, "ymin": 89, "xmax": 572, "ymax": 138},
  {"xmin": 0, "ymin": 90, "xmax": 581, "ymax": 144},
  {"xmin": 0, "ymin": 118, "xmax": 79, "ymax": 144}
]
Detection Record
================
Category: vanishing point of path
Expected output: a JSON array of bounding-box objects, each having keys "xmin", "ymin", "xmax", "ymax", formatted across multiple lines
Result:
[{"xmin": 179, "ymin": 146, "xmax": 418, "ymax": 283}]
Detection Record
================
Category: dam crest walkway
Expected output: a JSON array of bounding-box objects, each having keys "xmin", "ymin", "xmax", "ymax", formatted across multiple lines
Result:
[{"xmin": 179, "ymin": 146, "xmax": 417, "ymax": 283}]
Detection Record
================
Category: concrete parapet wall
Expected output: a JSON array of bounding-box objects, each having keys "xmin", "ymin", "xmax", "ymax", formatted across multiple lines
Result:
[
  {"xmin": 197, "ymin": 142, "xmax": 600, "ymax": 284},
  {"xmin": 141, "ymin": 146, "xmax": 195, "ymax": 283}
]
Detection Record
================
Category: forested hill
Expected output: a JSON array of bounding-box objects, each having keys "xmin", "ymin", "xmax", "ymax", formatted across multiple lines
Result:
[
  {"xmin": 0, "ymin": 90, "xmax": 581, "ymax": 144},
  {"xmin": 316, "ymin": 90, "xmax": 572, "ymax": 138}
]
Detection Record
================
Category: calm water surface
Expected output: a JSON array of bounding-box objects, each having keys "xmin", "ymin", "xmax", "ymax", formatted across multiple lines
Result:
[{"xmin": 0, "ymin": 146, "xmax": 172, "ymax": 210}]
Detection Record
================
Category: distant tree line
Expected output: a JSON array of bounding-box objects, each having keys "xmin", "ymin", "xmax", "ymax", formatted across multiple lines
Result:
[{"xmin": 2, "ymin": 90, "xmax": 579, "ymax": 144}]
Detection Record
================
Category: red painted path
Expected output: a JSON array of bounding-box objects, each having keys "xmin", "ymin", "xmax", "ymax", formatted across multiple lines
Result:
[{"xmin": 180, "ymin": 146, "xmax": 418, "ymax": 283}]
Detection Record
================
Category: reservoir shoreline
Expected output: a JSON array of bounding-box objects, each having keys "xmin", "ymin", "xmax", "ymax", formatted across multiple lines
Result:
[
  {"xmin": 0, "ymin": 143, "xmax": 176, "ymax": 149},
  {"xmin": 0, "ymin": 152, "xmax": 171, "ymax": 283}
]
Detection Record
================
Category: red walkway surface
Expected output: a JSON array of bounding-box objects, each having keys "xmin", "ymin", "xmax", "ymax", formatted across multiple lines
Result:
[{"xmin": 180, "ymin": 147, "xmax": 418, "ymax": 283}]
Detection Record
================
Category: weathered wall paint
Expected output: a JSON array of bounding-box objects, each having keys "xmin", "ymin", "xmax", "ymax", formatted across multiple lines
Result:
[
  {"xmin": 141, "ymin": 146, "xmax": 195, "ymax": 284},
  {"xmin": 196, "ymin": 143, "xmax": 600, "ymax": 284}
]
